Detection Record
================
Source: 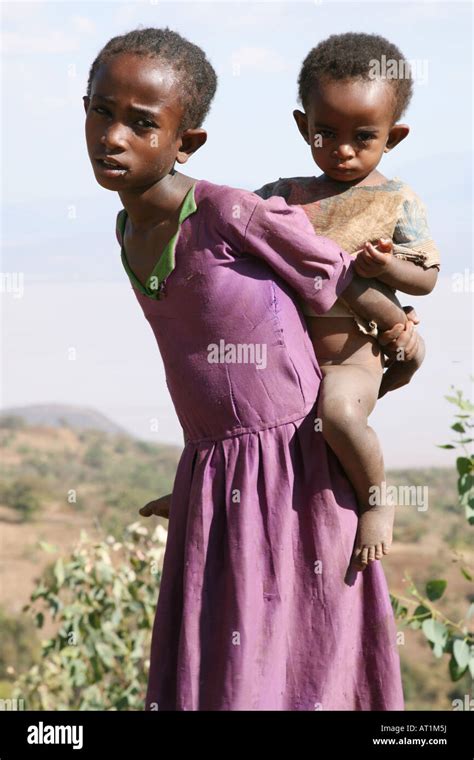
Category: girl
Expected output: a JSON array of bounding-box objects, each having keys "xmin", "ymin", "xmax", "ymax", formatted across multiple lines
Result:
[
  {"xmin": 84, "ymin": 27, "xmax": 416, "ymax": 710},
  {"xmin": 256, "ymin": 33, "xmax": 439, "ymax": 572}
]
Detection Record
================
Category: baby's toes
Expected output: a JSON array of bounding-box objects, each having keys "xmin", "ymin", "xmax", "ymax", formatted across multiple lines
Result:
[
  {"xmin": 351, "ymin": 547, "xmax": 365, "ymax": 571},
  {"xmin": 382, "ymin": 541, "xmax": 391, "ymax": 555},
  {"xmin": 360, "ymin": 546, "xmax": 369, "ymax": 567},
  {"xmin": 367, "ymin": 545, "xmax": 376, "ymax": 563},
  {"xmin": 375, "ymin": 543, "xmax": 384, "ymax": 560}
]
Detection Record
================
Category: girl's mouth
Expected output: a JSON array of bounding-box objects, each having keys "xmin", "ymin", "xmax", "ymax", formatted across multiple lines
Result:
[{"xmin": 95, "ymin": 158, "xmax": 128, "ymax": 177}]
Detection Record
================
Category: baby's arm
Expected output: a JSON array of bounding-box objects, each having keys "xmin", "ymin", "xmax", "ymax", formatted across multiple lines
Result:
[
  {"xmin": 354, "ymin": 239, "xmax": 438, "ymax": 295},
  {"xmin": 355, "ymin": 186, "xmax": 440, "ymax": 295}
]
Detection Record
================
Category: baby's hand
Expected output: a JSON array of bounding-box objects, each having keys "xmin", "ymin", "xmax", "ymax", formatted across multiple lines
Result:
[{"xmin": 354, "ymin": 238, "xmax": 393, "ymax": 278}]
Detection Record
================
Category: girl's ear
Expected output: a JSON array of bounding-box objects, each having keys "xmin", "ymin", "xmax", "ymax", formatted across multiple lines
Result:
[
  {"xmin": 176, "ymin": 128, "xmax": 208, "ymax": 164},
  {"xmin": 293, "ymin": 109, "xmax": 310, "ymax": 145},
  {"xmin": 83, "ymin": 96, "xmax": 90, "ymax": 114},
  {"xmin": 384, "ymin": 123, "xmax": 410, "ymax": 153}
]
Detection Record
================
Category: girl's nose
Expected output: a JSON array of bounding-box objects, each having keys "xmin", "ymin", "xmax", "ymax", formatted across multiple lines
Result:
[
  {"xmin": 100, "ymin": 124, "xmax": 127, "ymax": 150},
  {"xmin": 332, "ymin": 144, "xmax": 355, "ymax": 160}
]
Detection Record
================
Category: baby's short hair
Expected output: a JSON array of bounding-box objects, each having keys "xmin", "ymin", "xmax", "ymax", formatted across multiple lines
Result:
[
  {"xmin": 297, "ymin": 32, "xmax": 413, "ymax": 123},
  {"xmin": 87, "ymin": 27, "xmax": 217, "ymax": 131}
]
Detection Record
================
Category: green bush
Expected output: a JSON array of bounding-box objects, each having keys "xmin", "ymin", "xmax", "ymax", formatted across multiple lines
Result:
[
  {"xmin": 0, "ymin": 607, "xmax": 41, "ymax": 681},
  {"xmin": 391, "ymin": 385, "xmax": 474, "ymax": 685},
  {"xmin": 13, "ymin": 521, "xmax": 167, "ymax": 710},
  {"xmin": 0, "ymin": 477, "xmax": 42, "ymax": 521}
]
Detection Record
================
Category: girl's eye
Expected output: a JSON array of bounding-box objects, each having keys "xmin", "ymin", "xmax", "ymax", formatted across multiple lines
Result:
[
  {"xmin": 135, "ymin": 119, "xmax": 156, "ymax": 129},
  {"xmin": 357, "ymin": 133, "xmax": 376, "ymax": 142}
]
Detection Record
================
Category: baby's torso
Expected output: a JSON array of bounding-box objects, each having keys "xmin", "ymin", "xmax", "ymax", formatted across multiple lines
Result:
[{"xmin": 255, "ymin": 175, "xmax": 429, "ymax": 366}]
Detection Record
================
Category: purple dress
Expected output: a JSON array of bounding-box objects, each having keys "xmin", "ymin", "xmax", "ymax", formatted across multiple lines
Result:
[{"xmin": 116, "ymin": 179, "xmax": 404, "ymax": 711}]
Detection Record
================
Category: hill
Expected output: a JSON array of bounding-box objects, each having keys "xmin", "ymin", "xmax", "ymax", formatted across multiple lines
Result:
[{"xmin": 0, "ymin": 418, "xmax": 471, "ymax": 710}]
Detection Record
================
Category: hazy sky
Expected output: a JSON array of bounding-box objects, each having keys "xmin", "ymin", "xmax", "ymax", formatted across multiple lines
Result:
[{"xmin": 1, "ymin": 0, "xmax": 473, "ymax": 468}]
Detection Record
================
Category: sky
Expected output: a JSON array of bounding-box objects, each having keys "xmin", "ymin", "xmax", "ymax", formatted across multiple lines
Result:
[{"xmin": 1, "ymin": 0, "xmax": 473, "ymax": 468}]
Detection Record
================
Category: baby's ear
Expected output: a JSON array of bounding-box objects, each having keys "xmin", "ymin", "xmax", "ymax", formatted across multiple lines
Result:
[
  {"xmin": 293, "ymin": 110, "xmax": 310, "ymax": 145},
  {"xmin": 384, "ymin": 123, "xmax": 410, "ymax": 153}
]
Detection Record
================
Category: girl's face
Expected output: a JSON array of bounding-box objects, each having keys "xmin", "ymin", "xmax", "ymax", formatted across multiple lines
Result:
[
  {"xmin": 293, "ymin": 77, "xmax": 408, "ymax": 183},
  {"xmin": 84, "ymin": 53, "xmax": 188, "ymax": 191}
]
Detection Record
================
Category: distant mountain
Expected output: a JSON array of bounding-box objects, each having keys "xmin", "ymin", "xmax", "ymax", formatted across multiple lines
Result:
[{"xmin": 0, "ymin": 404, "xmax": 127, "ymax": 434}]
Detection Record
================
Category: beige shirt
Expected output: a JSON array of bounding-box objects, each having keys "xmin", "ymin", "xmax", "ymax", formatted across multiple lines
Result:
[{"xmin": 254, "ymin": 176, "xmax": 440, "ymax": 331}]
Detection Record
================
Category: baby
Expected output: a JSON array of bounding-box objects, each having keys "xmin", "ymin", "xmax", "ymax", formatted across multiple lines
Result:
[{"xmin": 256, "ymin": 32, "xmax": 440, "ymax": 571}]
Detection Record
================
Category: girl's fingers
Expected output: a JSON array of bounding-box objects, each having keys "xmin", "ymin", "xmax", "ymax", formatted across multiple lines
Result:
[
  {"xmin": 403, "ymin": 306, "xmax": 420, "ymax": 324},
  {"xmin": 401, "ymin": 331, "xmax": 419, "ymax": 361},
  {"xmin": 378, "ymin": 323, "xmax": 405, "ymax": 346}
]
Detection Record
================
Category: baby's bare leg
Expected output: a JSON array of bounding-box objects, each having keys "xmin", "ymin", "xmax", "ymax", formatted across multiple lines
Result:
[
  {"xmin": 318, "ymin": 362, "xmax": 393, "ymax": 570},
  {"xmin": 378, "ymin": 333, "xmax": 426, "ymax": 398}
]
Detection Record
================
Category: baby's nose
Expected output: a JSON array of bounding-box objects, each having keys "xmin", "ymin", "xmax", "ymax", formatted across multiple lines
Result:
[{"xmin": 333, "ymin": 144, "xmax": 355, "ymax": 159}]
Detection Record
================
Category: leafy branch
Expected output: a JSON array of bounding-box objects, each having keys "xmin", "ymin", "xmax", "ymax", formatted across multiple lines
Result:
[{"xmin": 391, "ymin": 384, "xmax": 474, "ymax": 683}]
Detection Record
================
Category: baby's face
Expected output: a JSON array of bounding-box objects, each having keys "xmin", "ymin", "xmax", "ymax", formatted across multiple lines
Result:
[
  {"xmin": 302, "ymin": 77, "xmax": 397, "ymax": 182},
  {"xmin": 83, "ymin": 53, "xmax": 185, "ymax": 191}
]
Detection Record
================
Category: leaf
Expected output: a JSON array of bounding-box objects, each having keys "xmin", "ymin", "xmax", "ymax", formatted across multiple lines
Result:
[
  {"xmin": 461, "ymin": 567, "xmax": 473, "ymax": 581},
  {"xmin": 35, "ymin": 612, "xmax": 44, "ymax": 629},
  {"xmin": 38, "ymin": 541, "xmax": 58, "ymax": 554},
  {"xmin": 95, "ymin": 642, "xmax": 115, "ymax": 669},
  {"xmin": 449, "ymin": 654, "xmax": 468, "ymax": 681},
  {"xmin": 425, "ymin": 579, "xmax": 447, "ymax": 601},
  {"xmin": 456, "ymin": 457, "xmax": 472, "ymax": 476},
  {"xmin": 413, "ymin": 604, "xmax": 431, "ymax": 622},
  {"xmin": 452, "ymin": 422, "xmax": 465, "ymax": 433},
  {"xmin": 465, "ymin": 502, "xmax": 474, "ymax": 525},
  {"xmin": 436, "ymin": 444, "xmax": 456, "ymax": 449},
  {"xmin": 433, "ymin": 641, "xmax": 445, "ymax": 658},
  {"xmin": 458, "ymin": 473, "xmax": 473, "ymax": 495},
  {"xmin": 453, "ymin": 639, "xmax": 470, "ymax": 669},
  {"xmin": 422, "ymin": 618, "xmax": 448, "ymax": 646},
  {"xmin": 54, "ymin": 558, "xmax": 65, "ymax": 588},
  {"xmin": 469, "ymin": 650, "xmax": 474, "ymax": 679}
]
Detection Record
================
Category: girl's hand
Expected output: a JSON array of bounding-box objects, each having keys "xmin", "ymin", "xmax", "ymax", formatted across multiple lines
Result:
[
  {"xmin": 139, "ymin": 493, "xmax": 172, "ymax": 520},
  {"xmin": 354, "ymin": 238, "xmax": 393, "ymax": 278},
  {"xmin": 403, "ymin": 305, "xmax": 420, "ymax": 326},
  {"xmin": 378, "ymin": 319, "xmax": 420, "ymax": 362}
]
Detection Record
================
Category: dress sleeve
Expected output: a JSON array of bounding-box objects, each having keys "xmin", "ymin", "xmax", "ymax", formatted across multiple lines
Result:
[
  {"xmin": 393, "ymin": 186, "xmax": 440, "ymax": 269},
  {"xmin": 242, "ymin": 194, "xmax": 356, "ymax": 316}
]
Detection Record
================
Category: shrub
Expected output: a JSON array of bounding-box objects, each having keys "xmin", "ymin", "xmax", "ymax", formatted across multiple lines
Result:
[{"xmin": 13, "ymin": 521, "xmax": 167, "ymax": 710}]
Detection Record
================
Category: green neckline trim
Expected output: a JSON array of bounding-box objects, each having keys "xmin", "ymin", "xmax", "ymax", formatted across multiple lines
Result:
[{"xmin": 117, "ymin": 183, "xmax": 197, "ymax": 298}]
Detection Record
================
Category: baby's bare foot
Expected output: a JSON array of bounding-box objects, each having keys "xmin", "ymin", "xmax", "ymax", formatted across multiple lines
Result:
[{"xmin": 351, "ymin": 504, "xmax": 394, "ymax": 571}]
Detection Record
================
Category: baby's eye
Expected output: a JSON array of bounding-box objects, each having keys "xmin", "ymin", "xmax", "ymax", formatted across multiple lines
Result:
[
  {"xmin": 92, "ymin": 106, "xmax": 110, "ymax": 116},
  {"xmin": 357, "ymin": 132, "xmax": 376, "ymax": 142},
  {"xmin": 315, "ymin": 129, "xmax": 334, "ymax": 140}
]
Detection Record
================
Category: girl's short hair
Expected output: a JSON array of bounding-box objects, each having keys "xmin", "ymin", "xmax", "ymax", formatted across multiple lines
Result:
[{"xmin": 87, "ymin": 27, "xmax": 217, "ymax": 131}]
